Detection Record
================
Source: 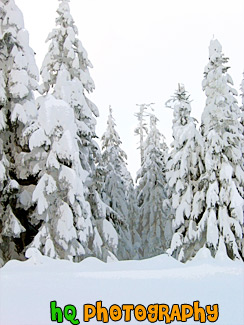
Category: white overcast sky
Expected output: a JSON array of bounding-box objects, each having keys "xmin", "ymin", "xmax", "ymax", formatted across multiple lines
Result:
[{"xmin": 17, "ymin": 0, "xmax": 244, "ymax": 179}]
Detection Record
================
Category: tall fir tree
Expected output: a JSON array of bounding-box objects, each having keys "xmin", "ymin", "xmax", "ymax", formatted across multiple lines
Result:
[
  {"xmin": 0, "ymin": 0, "xmax": 39, "ymax": 266},
  {"xmin": 166, "ymin": 84, "xmax": 204, "ymax": 262},
  {"xmin": 196, "ymin": 39, "xmax": 244, "ymax": 260},
  {"xmin": 99, "ymin": 106, "xmax": 135, "ymax": 259},
  {"xmin": 136, "ymin": 113, "xmax": 170, "ymax": 258},
  {"xmin": 30, "ymin": 0, "xmax": 119, "ymax": 261}
]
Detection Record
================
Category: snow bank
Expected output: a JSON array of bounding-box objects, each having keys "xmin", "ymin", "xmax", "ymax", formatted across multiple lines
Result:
[{"xmin": 0, "ymin": 248, "xmax": 243, "ymax": 324}]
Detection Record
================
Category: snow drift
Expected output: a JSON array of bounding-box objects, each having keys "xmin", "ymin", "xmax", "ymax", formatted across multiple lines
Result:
[{"xmin": 0, "ymin": 248, "xmax": 243, "ymax": 324}]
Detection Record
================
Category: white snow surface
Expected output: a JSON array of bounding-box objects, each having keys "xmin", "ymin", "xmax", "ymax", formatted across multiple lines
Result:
[{"xmin": 0, "ymin": 248, "xmax": 243, "ymax": 325}]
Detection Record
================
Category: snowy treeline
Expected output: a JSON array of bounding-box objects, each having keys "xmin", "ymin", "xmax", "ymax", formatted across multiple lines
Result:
[{"xmin": 0, "ymin": 0, "xmax": 243, "ymax": 267}]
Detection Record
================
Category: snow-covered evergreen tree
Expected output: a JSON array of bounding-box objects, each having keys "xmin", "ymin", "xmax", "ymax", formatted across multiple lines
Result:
[
  {"xmin": 136, "ymin": 113, "xmax": 170, "ymax": 258},
  {"xmin": 166, "ymin": 84, "xmax": 204, "ymax": 262},
  {"xmin": 99, "ymin": 106, "xmax": 135, "ymax": 260},
  {"xmin": 0, "ymin": 0, "xmax": 39, "ymax": 266},
  {"xmin": 197, "ymin": 39, "xmax": 244, "ymax": 260},
  {"xmin": 30, "ymin": 0, "xmax": 118, "ymax": 261}
]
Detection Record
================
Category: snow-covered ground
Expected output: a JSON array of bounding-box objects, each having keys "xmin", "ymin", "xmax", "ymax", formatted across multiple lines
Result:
[{"xmin": 0, "ymin": 248, "xmax": 243, "ymax": 325}]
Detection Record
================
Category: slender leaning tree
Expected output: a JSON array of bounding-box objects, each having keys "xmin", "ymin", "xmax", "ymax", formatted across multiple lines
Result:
[
  {"xmin": 0, "ymin": 0, "xmax": 39, "ymax": 266},
  {"xmin": 197, "ymin": 39, "xmax": 244, "ymax": 260},
  {"xmin": 166, "ymin": 84, "xmax": 204, "ymax": 262},
  {"xmin": 134, "ymin": 104, "xmax": 151, "ymax": 166}
]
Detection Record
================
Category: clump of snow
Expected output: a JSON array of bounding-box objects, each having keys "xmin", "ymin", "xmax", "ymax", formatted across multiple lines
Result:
[{"xmin": 25, "ymin": 248, "xmax": 44, "ymax": 265}]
